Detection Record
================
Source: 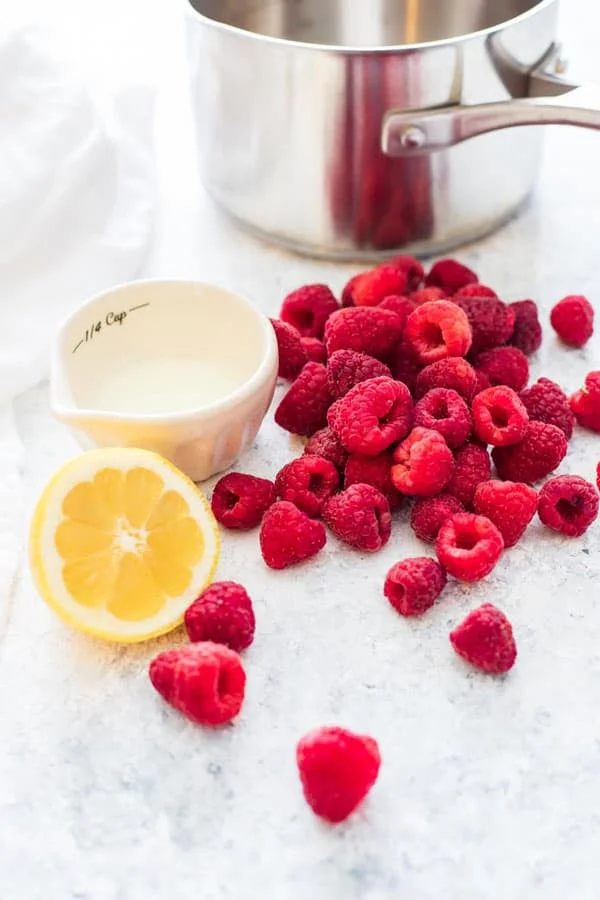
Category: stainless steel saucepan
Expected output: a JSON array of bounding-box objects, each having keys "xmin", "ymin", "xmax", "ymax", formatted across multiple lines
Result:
[{"xmin": 185, "ymin": 0, "xmax": 600, "ymax": 260}]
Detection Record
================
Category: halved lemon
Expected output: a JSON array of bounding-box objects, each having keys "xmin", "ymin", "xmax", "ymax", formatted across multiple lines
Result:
[{"xmin": 29, "ymin": 448, "xmax": 220, "ymax": 642}]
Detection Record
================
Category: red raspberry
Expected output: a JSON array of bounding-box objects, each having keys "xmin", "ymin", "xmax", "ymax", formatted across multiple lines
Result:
[
  {"xmin": 450, "ymin": 604, "xmax": 516, "ymax": 674},
  {"xmin": 473, "ymin": 480, "xmax": 538, "ymax": 547},
  {"xmin": 345, "ymin": 452, "xmax": 403, "ymax": 509},
  {"xmin": 353, "ymin": 264, "xmax": 409, "ymax": 307},
  {"xmin": 390, "ymin": 340, "xmax": 423, "ymax": 393},
  {"xmin": 436, "ymin": 512, "xmax": 504, "ymax": 582},
  {"xmin": 341, "ymin": 273, "xmax": 362, "ymax": 307},
  {"xmin": 301, "ymin": 336, "xmax": 326, "ymax": 364},
  {"xmin": 260, "ymin": 501, "xmax": 327, "ymax": 569},
  {"xmin": 386, "ymin": 254, "xmax": 425, "ymax": 290},
  {"xmin": 570, "ymin": 371, "xmax": 600, "ymax": 432},
  {"xmin": 391, "ymin": 427, "xmax": 454, "ymax": 497},
  {"xmin": 414, "ymin": 388, "xmax": 472, "ymax": 449},
  {"xmin": 473, "ymin": 369, "xmax": 491, "ymax": 396},
  {"xmin": 425, "ymin": 258, "xmax": 478, "ymax": 293},
  {"xmin": 520, "ymin": 377, "xmax": 574, "ymax": 440},
  {"xmin": 454, "ymin": 284, "xmax": 498, "ymax": 299},
  {"xmin": 149, "ymin": 642, "xmax": 246, "ymax": 726},
  {"xmin": 274, "ymin": 362, "xmax": 331, "ymax": 436},
  {"xmin": 328, "ymin": 376, "xmax": 413, "ymax": 456},
  {"xmin": 410, "ymin": 493, "xmax": 465, "ymax": 543},
  {"xmin": 472, "ymin": 386, "xmax": 529, "ymax": 446},
  {"xmin": 326, "ymin": 350, "xmax": 391, "ymax": 400},
  {"xmin": 211, "ymin": 473, "xmax": 275, "ymax": 530},
  {"xmin": 550, "ymin": 294, "xmax": 594, "ymax": 347},
  {"xmin": 378, "ymin": 294, "xmax": 416, "ymax": 325},
  {"xmin": 323, "ymin": 483, "xmax": 391, "ymax": 552},
  {"xmin": 597, "ymin": 461, "xmax": 600, "ymax": 493},
  {"xmin": 270, "ymin": 318, "xmax": 307, "ymax": 380},
  {"xmin": 446, "ymin": 442, "xmax": 492, "ymax": 507},
  {"xmin": 492, "ymin": 421, "xmax": 567, "ymax": 483},
  {"xmin": 184, "ymin": 582, "xmax": 255, "ymax": 652},
  {"xmin": 473, "ymin": 346, "xmax": 529, "ymax": 392},
  {"xmin": 509, "ymin": 299, "xmax": 542, "ymax": 355},
  {"xmin": 454, "ymin": 296, "xmax": 515, "ymax": 355},
  {"xmin": 303, "ymin": 427, "xmax": 348, "ymax": 472},
  {"xmin": 384, "ymin": 557, "xmax": 447, "ymax": 616},
  {"xmin": 296, "ymin": 726, "xmax": 381, "ymax": 823},
  {"xmin": 404, "ymin": 301, "xmax": 472, "ymax": 365},
  {"xmin": 414, "ymin": 357, "xmax": 478, "ymax": 402},
  {"xmin": 275, "ymin": 456, "xmax": 340, "ymax": 517},
  {"xmin": 410, "ymin": 287, "xmax": 447, "ymax": 305},
  {"xmin": 324, "ymin": 307, "xmax": 404, "ymax": 360},
  {"xmin": 538, "ymin": 475, "xmax": 599, "ymax": 537},
  {"xmin": 280, "ymin": 284, "xmax": 338, "ymax": 338}
]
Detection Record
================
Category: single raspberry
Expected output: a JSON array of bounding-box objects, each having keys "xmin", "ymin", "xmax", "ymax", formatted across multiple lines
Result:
[
  {"xmin": 391, "ymin": 427, "xmax": 454, "ymax": 497},
  {"xmin": 410, "ymin": 493, "xmax": 465, "ymax": 543},
  {"xmin": 414, "ymin": 388, "xmax": 472, "ymax": 449},
  {"xmin": 384, "ymin": 557, "xmax": 447, "ymax": 616},
  {"xmin": 270, "ymin": 318, "xmax": 307, "ymax": 380},
  {"xmin": 260, "ymin": 501, "xmax": 326, "ymax": 569},
  {"xmin": 324, "ymin": 307, "xmax": 404, "ymax": 360},
  {"xmin": 323, "ymin": 483, "xmax": 391, "ymax": 552},
  {"xmin": 454, "ymin": 296, "xmax": 515, "ymax": 355},
  {"xmin": 520, "ymin": 377, "xmax": 574, "ymax": 440},
  {"xmin": 597, "ymin": 461, "xmax": 600, "ymax": 492},
  {"xmin": 296, "ymin": 726, "xmax": 381, "ymax": 823},
  {"xmin": 425, "ymin": 258, "xmax": 478, "ymax": 293},
  {"xmin": 274, "ymin": 362, "xmax": 331, "ymax": 436},
  {"xmin": 341, "ymin": 274, "xmax": 361, "ymax": 307},
  {"xmin": 454, "ymin": 284, "xmax": 498, "ymax": 299},
  {"xmin": 414, "ymin": 357, "xmax": 478, "ymax": 402},
  {"xmin": 301, "ymin": 336, "xmax": 326, "ymax": 364},
  {"xmin": 436, "ymin": 512, "xmax": 504, "ymax": 582},
  {"xmin": 509, "ymin": 299, "xmax": 542, "ymax": 355},
  {"xmin": 280, "ymin": 284, "xmax": 339, "ymax": 338},
  {"xmin": 326, "ymin": 350, "xmax": 391, "ymax": 400},
  {"xmin": 386, "ymin": 254, "xmax": 425, "ymax": 290},
  {"xmin": 492, "ymin": 421, "xmax": 567, "ymax": 483},
  {"xmin": 570, "ymin": 371, "xmax": 600, "ymax": 432},
  {"xmin": 211, "ymin": 473, "xmax": 276, "ymax": 530},
  {"xmin": 550, "ymin": 294, "xmax": 594, "ymax": 347},
  {"xmin": 410, "ymin": 287, "xmax": 447, "ymax": 305},
  {"xmin": 473, "ymin": 369, "xmax": 491, "ymax": 396},
  {"xmin": 149, "ymin": 642, "xmax": 246, "ymax": 726},
  {"xmin": 473, "ymin": 346, "xmax": 529, "ymax": 392},
  {"xmin": 390, "ymin": 340, "xmax": 423, "ymax": 392},
  {"xmin": 472, "ymin": 386, "xmax": 529, "ymax": 446},
  {"xmin": 473, "ymin": 480, "xmax": 538, "ymax": 547},
  {"xmin": 446, "ymin": 442, "xmax": 492, "ymax": 507},
  {"xmin": 353, "ymin": 264, "xmax": 409, "ymax": 307},
  {"xmin": 303, "ymin": 427, "xmax": 348, "ymax": 472},
  {"xmin": 378, "ymin": 294, "xmax": 416, "ymax": 326},
  {"xmin": 328, "ymin": 377, "xmax": 413, "ymax": 456},
  {"xmin": 184, "ymin": 582, "xmax": 255, "ymax": 652},
  {"xmin": 344, "ymin": 452, "xmax": 403, "ymax": 509},
  {"xmin": 450, "ymin": 604, "xmax": 516, "ymax": 674},
  {"xmin": 538, "ymin": 475, "xmax": 599, "ymax": 537},
  {"xmin": 404, "ymin": 301, "xmax": 472, "ymax": 365},
  {"xmin": 275, "ymin": 455, "xmax": 340, "ymax": 517}
]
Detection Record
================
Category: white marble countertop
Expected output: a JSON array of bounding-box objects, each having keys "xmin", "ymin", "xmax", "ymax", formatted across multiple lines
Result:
[{"xmin": 3, "ymin": 2, "xmax": 600, "ymax": 898}]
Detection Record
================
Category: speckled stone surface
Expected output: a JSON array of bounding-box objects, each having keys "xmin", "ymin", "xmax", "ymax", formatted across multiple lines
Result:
[{"xmin": 3, "ymin": 2, "xmax": 600, "ymax": 898}]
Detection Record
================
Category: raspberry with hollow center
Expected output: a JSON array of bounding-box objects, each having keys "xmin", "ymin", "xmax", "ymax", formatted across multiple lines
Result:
[
  {"xmin": 509, "ymin": 299, "xmax": 542, "ymax": 356},
  {"xmin": 184, "ymin": 582, "xmax": 255, "ymax": 652},
  {"xmin": 570, "ymin": 371, "xmax": 600, "ymax": 433},
  {"xmin": 323, "ymin": 483, "xmax": 392, "ymax": 552},
  {"xmin": 414, "ymin": 388, "xmax": 472, "ymax": 449},
  {"xmin": 304, "ymin": 427, "xmax": 348, "ymax": 472},
  {"xmin": 404, "ymin": 300, "xmax": 472, "ymax": 365},
  {"xmin": 425, "ymin": 258, "xmax": 478, "ymax": 293},
  {"xmin": 473, "ymin": 346, "xmax": 529, "ymax": 393},
  {"xmin": 328, "ymin": 376, "xmax": 413, "ymax": 456},
  {"xmin": 384, "ymin": 557, "xmax": 447, "ymax": 616},
  {"xmin": 341, "ymin": 273, "xmax": 362, "ymax": 307},
  {"xmin": 446, "ymin": 442, "xmax": 492, "ymax": 507},
  {"xmin": 326, "ymin": 350, "xmax": 391, "ymax": 400},
  {"xmin": 324, "ymin": 307, "xmax": 405, "ymax": 360},
  {"xmin": 436, "ymin": 512, "xmax": 504, "ymax": 582},
  {"xmin": 414, "ymin": 357, "xmax": 478, "ymax": 402},
  {"xmin": 472, "ymin": 386, "xmax": 529, "ymax": 446},
  {"xmin": 275, "ymin": 455, "xmax": 340, "ymax": 517},
  {"xmin": 450, "ymin": 604, "xmax": 516, "ymax": 674},
  {"xmin": 211, "ymin": 472, "xmax": 276, "ymax": 530},
  {"xmin": 454, "ymin": 295, "xmax": 515, "ymax": 355},
  {"xmin": 387, "ymin": 254, "xmax": 425, "ymax": 291},
  {"xmin": 492, "ymin": 421, "xmax": 567, "ymax": 483},
  {"xmin": 280, "ymin": 283, "xmax": 339, "ymax": 338},
  {"xmin": 473, "ymin": 480, "xmax": 538, "ymax": 547},
  {"xmin": 260, "ymin": 501, "xmax": 327, "ymax": 569},
  {"xmin": 520, "ymin": 377, "xmax": 574, "ymax": 440},
  {"xmin": 270, "ymin": 318, "xmax": 307, "ymax": 380},
  {"xmin": 410, "ymin": 493, "xmax": 465, "ymax": 543},
  {"xmin": 275, "ymin": 362, "xmax": 331, "ymax": 436},
  {"xmin": 352, "ymin": 264, "xmax": 409, "ymax": 307},
  {"xmin": 345, "ymin": 452, "xmax": 403, "ymax": 509},
  {"xmin": 301, "ymin": 336, "xmax": 326, "ymax": 364},
  {"xmin": 550, "ymin": 294, "xmax": 594, "ymax": 347},
  {"xmin": 391, "ymin": 427, "xmax": 455, "ymax": 497},
  {"xmin": 538, "ymin": 475, "xmax": 599, "ymax": 537}
]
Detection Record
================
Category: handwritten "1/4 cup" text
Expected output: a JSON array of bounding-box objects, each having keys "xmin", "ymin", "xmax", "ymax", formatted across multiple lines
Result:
[{"xmin": 72, "ymin": 302, "xmax": 150, "ymax": 354}]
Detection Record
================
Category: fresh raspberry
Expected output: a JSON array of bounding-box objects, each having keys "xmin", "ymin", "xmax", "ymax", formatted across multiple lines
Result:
[
  {"xmin": 492, "ymin": 421, "xmax": 567, "ymax": 483},
  {"xmin": 471, "ymin": 386, "xmax": 529, "ymax": 446},
  {"xmin": 436, "ymin": 512, "xmax": 504, "ymax": 582},
  {"xmin": 404, "ymin": 301, "xmax": 472, "ymax": 365},
  {"xmin": 280, "ymin": 284, "xmax": 339, "ymax": 338},
  {"xmin": 296, "ymin": 726, "xmax": 381, "ymax": 823},
  {"xmin": 149, "ymin": 643, "xmax": 246, "ymax": 726},
  {"xmin": 274, "ymin": 362, "xmax": 331, "ymax": 436},
  {"xmin": 446, "ymin": 442, "xmax": 491, "ymax": 507},
  {"xmin": 324, "ymin": 307, "xmax": 404, "ymax": 360},
  {"xmin": 184, "ymin": 582, "xmax": 255, "ymax": 652},
  {"xmin": 450, "ymin": 604, "xmax": 516, "ymax": 673},
  {"xmin": 328, "ymin": 377, "xmax": 413, "ymax": 455},
  {"xmin": 341, "ymin": 273, "xmax": 362, "ymax": 307},
  {"xmin": 391, "ymin": 427, "xmax": 454, "ymax": 497},
  {"xmin": 384, "ymin": 557, "xmax": 447, "ymax": 616},
  {"xmin": 550, "ymin": 294, "xmax": 594, "ymax": 347},
  {"xmin": 473, "ymin": 369, "xmax": 491, "ymax": 396},
  {"xmin": 211, "ymin": 473, "xmax": 276, "ymax": 530},
  {"xmin": 275, "ymin": 455, "xmax": 340, "ymax": 517},
  {"xmin": 414, "ymin": 388, "xmax": 472, "ymax": 449},
  {"xmin": 390, "ymin": 340, "xmax": 423, "ymax": 393},
  {"xmin": 414, "ymin": 357, "xmax": 478, "ymax": 402},
  {"xmin": 509, "ymin": 299, "xmax": 542, "ymax": 355},
  {"xmin": 410, "ymin": 493, "xmax": 465, "ymax": 543},
  {"xmin": 597, "ymin": 461, "xmax": 600, "ymax": 493},
  {"xmin": 260, "ymin": 501, "xmax": 326, "ymax": 569},
  {"xmin": 410, "ymin": 287, "xmax": 447, "ymax": 305},
  {"xmin": 538, "ymin": 475, "xmax": 599, "ymax": 537},
  {"xmin": 378, "ymin": 294, "xmax": 416, "ymax": 326},
  {"xmin": 323, "ymin": 483, "xmax": 391, "ymax": 552},
  {"xmin": 473, "ymin": 346, "xmax": 529, "ymax": 392},
  {"xmin": 326, "ymin": 350, "xmax": 391, "ymax": 400},
  {"xmin": 570, "ymin": 371, "xmax": 600, "ymax": 432},
  {"xmin": 353, "ymin": 264, "xmax": 409, "ymax": 307},
  {"xmin": 454, "ymin": 296, "xmax": 515, "ymax": 355},
  {"xmin": 270, "ymin": 318, "xmax": 307, "ymax": 380},
  {"xmin": 301, "ymin": 336, "xmax": 326, "ymax": 364},
  {"xmin": 303, "ymin": 427, "xmax": 348, "ymax": 472},
  {"xmin": 473, "ymin": 480, "xmax": 538, "ymax": 547},
  {"xmin": 520, "ymin": 377, "xmax": 574, "ymax": 440},
  {"xmin": 425, "ymin": 258, "xmax": 478, "ymax": 293},
  {"xmin": 386, "ymin": 254, "xmax": 425, "ymax": 290},
  {"xmin": 454, "ymin": 284, "xmax": 498, "ymax": 299},
  {"xmin": 344, "ymin": 452, "xmax": 403, "ymax": 509}
]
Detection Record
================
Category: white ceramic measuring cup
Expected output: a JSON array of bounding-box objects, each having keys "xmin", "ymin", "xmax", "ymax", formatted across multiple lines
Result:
[{"xmin": 51, "ymin": 279, "xmax": 278, "ymax": 481}]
